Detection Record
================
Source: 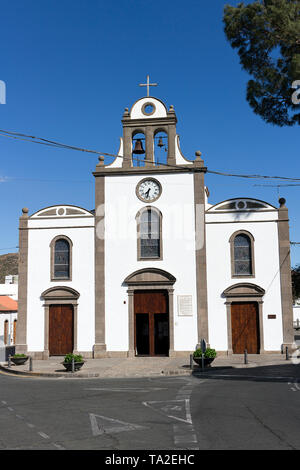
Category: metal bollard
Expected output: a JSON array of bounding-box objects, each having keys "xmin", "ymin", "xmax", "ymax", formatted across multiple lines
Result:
[
  {"xmin": 244, "ymin": 349, "xmax": 248, "ymax": 365},
  {"xmin": 201, "ymin": 354, "xmax": 204, "ymax": 371},
  {"xmin": 71, "ymin": 357, "xmax": 75, "ymax": 373},
  {"xmin": 8, "ymin": 355, "xmax": 11, "ymax": 368},
  {"xmin": 190, "ymin": 354, "xmax": 193, "ymax": 370},
  {"xmin": 29, "ymin": 356, "xmax": 33, "ymax": 372},
  {"xmin": 286, "ymin": 346, "xmax": 289, "ymax": 360}
]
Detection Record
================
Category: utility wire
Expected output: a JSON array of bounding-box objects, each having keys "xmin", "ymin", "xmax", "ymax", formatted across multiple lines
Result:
[{"xmin": 0, "ymin": 128, "xmax": 300, "ymax": 182}]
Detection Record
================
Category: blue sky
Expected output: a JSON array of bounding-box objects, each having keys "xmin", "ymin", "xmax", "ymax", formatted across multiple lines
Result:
[{"xmin": 0, "ymin": 0, "xmax": 299, "ymax": 265}]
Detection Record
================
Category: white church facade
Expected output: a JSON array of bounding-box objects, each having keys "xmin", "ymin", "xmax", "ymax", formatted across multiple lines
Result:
[{"xmin": 15, "ymin": 94, "xmax": 295, "ymax": 358}]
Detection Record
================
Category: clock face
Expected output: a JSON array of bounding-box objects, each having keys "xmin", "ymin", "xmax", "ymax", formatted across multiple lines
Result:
[{"xmin": 136, "ymin": 178, "xmax": 162, "ymax": 203}]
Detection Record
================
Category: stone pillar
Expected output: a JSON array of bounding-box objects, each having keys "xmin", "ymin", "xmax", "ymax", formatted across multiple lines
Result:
[
  {"xmin": 167, "ymin": 124, "xmax": 176, "ymax": 166},
  {"xmin": 94, "ymin": 174, "xmax": 107, "ymax": 357},
  {"xmin": 194, "ymin": 155, "xmax": 209, "ymax": 348},
  {"xmin": 127, "ymin": 290, "xmax": 135, "ymax": 357},
  {"xmin": 122, "ymin": 126, "xmax": 132, "ymax": 169},
  {"xmin": 15, "ymin": 208, "xmax": 29, "ymax": 354},
  {"xmin": 145, "ymin": 126, "xmax": 154, "ymax": 168},
  {"xmin": 168, "ymin": 288, "xmax": 176, "ymax": 357},
  {"xmin": 277, "ymin": 198, "xmax": 295, "ymax": 350}
]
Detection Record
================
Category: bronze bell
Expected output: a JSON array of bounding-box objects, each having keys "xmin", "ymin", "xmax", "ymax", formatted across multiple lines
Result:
[
  {"xmin": 132, "ymin": 139, "xmax": 145, "ymax": 154},
  {"xmin": 157, "ymin": 137, "xmax": 164, "ymax": 148}
]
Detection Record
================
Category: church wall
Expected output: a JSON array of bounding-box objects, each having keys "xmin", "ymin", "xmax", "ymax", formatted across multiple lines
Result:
[
  {"xmin": 26, "ymin": 221, "xmax": 95, "ymax": 353},
  {"xmin": 206, "ymin": 216, "xmax": 283, "ymax": 352},
  {"xmin": 103, "ymin": 172, "xmax": 199, "ymax": 352}
]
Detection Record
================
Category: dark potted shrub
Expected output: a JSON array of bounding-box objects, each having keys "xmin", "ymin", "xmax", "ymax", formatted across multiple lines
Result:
[
  {"xmin": 62, "ymin": 353, "xmax": 84, "ymax": 371},
  {"xmin": 193, "ymin": 348, "xmax": 217, "ymax": 367},
  {"xmin": 11, "ymin": 354, "xmax": 28, "ymax": 366}
]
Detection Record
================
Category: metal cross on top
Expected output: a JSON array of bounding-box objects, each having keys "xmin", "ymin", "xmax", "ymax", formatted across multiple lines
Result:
[{"xmin": 139, "ymin": 75, "xmax": 158, "ymax": 97}]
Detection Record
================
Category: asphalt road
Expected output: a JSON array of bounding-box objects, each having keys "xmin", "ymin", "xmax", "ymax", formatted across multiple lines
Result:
[{"xmin": 0, "ymin": 372, "xmax": 299, "ymax": 450}]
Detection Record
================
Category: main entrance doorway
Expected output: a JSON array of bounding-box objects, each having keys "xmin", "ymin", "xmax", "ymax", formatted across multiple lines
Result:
[
  {"xmin": 134, "ymin": 290, "xmax": 169, "ymax": 356},
  {"xmin": 49, "ymin": 304, "xmax": 74, "ymax": 356},
  {"xmin": 231, "ymin": 302, "xmax": 260, "ymax": 354}
]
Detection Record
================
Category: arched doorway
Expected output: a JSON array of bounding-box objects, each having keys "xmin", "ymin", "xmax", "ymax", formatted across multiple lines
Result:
[
  {"xmin": 223, "ymin": 283, "xmax": 265, "ymax": 354},
  {"xmin": 124, "ymin": 268, "xmax": 176, "ymax": 357},
  {"xmin": 41, "ymin": 287, "xmax": 80, "ymax": 358}
]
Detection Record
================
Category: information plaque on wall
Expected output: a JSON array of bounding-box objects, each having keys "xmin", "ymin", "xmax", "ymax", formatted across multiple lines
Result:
[{"xmin": 177, "ymin": 295, "xmax": 193, "ymax": 316}]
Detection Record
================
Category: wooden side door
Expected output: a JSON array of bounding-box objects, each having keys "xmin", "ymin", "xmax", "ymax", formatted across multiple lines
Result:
[
  {"xmin": 134, "ymin": 291, "xmax": 169, "ymax": 356},
  {"xmin": 231, "ymin": 302, "xmax": 260, "ymax": 354},
  {"xmin": 49, "ymin": 305, "xmax": 74, "ymax": 356}
]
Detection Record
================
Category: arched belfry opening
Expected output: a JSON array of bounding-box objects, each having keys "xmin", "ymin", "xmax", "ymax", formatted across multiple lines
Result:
[
  {"xmin": 154, "ymin": 130, "xmax": 168, "ymax": 166},
  {"xmin": 132, "ymin": 131, "xmax": 146, "ymax": 167},
  {"xmin": 121, "ymin": 96, "xmax": 177, "ymax": 169}
]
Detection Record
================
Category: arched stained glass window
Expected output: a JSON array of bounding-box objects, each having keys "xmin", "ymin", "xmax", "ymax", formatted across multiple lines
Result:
[
  {"xmin": 54, "ymin": 238, "xmax": 70, "ymax": 279},
  {"xmin": 138, "ymin": 208, "xmax": 162, "ymax": 259},
  {"xmin": 233, "ymin": 234, "xmax": 252, "ymax": 276}
]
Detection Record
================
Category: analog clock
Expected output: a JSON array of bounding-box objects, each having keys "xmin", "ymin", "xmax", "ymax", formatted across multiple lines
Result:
[{"xmin": 136, "ymin": 178, "xmax": 162, "ymax": 203}]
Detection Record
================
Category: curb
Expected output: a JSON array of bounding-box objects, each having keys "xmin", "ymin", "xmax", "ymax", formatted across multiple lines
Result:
[
  {"xmin": 0, "ymin": 364, "xmax": 192, "ymax": 379},
  {"xmin": 192, "ymin": 371, "xmax": 300, "ymax": 382}
]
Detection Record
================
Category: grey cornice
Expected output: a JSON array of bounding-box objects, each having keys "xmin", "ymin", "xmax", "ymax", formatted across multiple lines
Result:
[
  {"xmin": 93, "ymin": 165, "xmax": 207, "ymax": 177},
  {"xmin": 122, "ymin": 116, "xmax": 177, "ymax": 127},
  {"xmin": 223, "ymin": 283, "xmax": 265, "ymax": 298}
]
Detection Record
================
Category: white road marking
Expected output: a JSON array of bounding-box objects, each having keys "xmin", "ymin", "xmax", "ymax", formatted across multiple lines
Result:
[
  {"xmin": 172, "ymin": 379, "xmax": 201, "ymax": 450},
  {"xmin": 143, "ymin": 399, "xmax": 192, "ymax": 424},
  {"xmin": 1, "ymin": 401, "xmax": 7, "ymax": 405},
  {"xmin": 38, "ymin": 432, "xmax": 50, "ymax": 439},
  {"xmin": 16, "ymin": 415, "xmax": 24, "ymax": 419},
  {"xmin": 89, "ymin": 413, "xmax": 146, "ymax": 437},
  {"xmin": 53, "ymin": 443, "xmax": 66, "ymax": 450},
  {"xmin": 85, "ymin": 387, "xmax": 165, "ymax": 392},
  {"xmin": 27, "ymin": 423, "xmax": 35, "ymax": 428},
  {"xmin": 7, "ymin": 407, "xmax": 14, "ymax": 411}
]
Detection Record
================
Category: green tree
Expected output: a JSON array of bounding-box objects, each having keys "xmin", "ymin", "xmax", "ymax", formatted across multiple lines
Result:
[{"xmin": 223, "ymin": 0, "xmax": 300, "ymax": 126}]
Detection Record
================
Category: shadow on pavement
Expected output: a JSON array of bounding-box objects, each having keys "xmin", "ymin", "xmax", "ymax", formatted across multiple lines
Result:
[{"xmin": 190, "ymin": 362, "xmax": 300, "ymax": 383}]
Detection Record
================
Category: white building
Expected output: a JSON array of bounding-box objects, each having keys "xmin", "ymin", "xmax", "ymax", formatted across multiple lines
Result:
[
  {"xmin": 15, "ymin": 94, "xmax": 295, "ymax": 359},
  {"xmin": 0, "ymin": 276, "xmax": 18, "ymax": 362}
]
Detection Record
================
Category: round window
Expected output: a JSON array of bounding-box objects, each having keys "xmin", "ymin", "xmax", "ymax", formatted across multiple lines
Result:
[
  {"xmin": 142, "ymin": 102, "xmax": 156, "ymax": 116},
  {"xmin": 237, "ymin": 201, "xmax": 246, "ymax": 209}
]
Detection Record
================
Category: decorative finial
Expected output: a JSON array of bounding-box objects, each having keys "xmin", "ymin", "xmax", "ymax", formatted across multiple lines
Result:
[
  {"xmin": 96, "ymin": 155, "xmax": 105, "ymax": 167},
  {"xmin": 22, "ymin": 207, "xmax": 29, "ymax": 214},
  {"xmin": 279, "ymin": 197, "xmax": 286, "ymax": 208},
  {"xmin": 123, "ymin": 107, "xmax": 129, "ymax": 117},
  {"xmin": 169, "ymin": 105, "xmax": 175, "ymax": 113}
]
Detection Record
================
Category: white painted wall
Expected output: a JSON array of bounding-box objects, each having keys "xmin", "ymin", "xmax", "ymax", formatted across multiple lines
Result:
[
  {"xmin": 130, "ymin": 97, "xmax": 167, "ymax": 120},
  {"xmin": 206, "ymin": 210, "xmax": 283, "ymax": 352},
  {"xmin": 0, "ymin": 312, "xmax": 17, "ymax": 362},
  {"xmin": 26, "ymin": 208, "xmax": 95, "ymax": 353},
  {"xmin": 0, "ymin": 283, "xmax": 18, "ymax": 300},
  {"xmin": 104, "ymin": 172, "xmax": 199, "ymax": 352}
]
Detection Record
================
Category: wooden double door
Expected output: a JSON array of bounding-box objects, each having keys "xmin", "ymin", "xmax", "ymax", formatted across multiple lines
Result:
[
  {"xmin": 231, "ymin": 302, "xmax": 260, "ymax": 354},
  {"xmin": 134, "ymin": 290, "xmax": 169, "ymax": 356},
  {"xmin": 49, "ymin": 304, "xmax": 74, "ymax": 356}
]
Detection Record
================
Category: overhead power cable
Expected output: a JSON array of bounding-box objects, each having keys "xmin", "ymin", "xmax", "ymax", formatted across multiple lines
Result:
[{"xmin": 0, "ymin": 128, "xmax": 300, "ymax": 182}]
